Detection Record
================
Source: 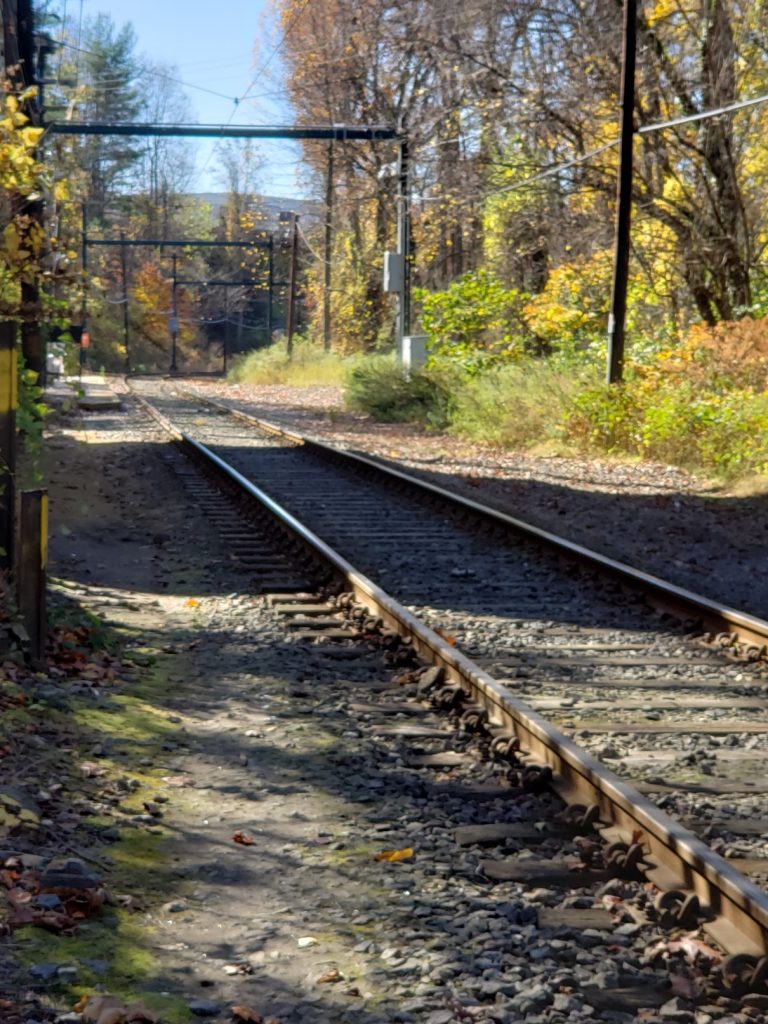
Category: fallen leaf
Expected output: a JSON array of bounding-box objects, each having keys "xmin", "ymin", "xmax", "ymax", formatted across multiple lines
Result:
[
  {"xmin": 232, "ymin": 831, "xmax": 255, "ymax": 846},
  {"xmin": 316, "ymin": 968, "xmax": 341, "ymax": 984},
  {"xmin": 374, "ymin": 847, "xmax": 413, "ymax": 862},
  {"xmin": 116, "ymin": 893, "xmax": 142, "ymax": 912},
  {"xmin": 162, "ymin": 775, "xmax": 195, "ymax": 787},
  {"xmin": 185, "ymin": 598, "xmax": 200, "ymax": 607},
  {"xmin": 231, "ymin": 1006, "xmax": 263, "ymax": 1023},
  {"xmin": 297, "ymin": 936, "xmax": 317, "ymax": 947},
  {"xmin": 81, "ymin": 994, "xmax": 158, "ymax": 1024}
]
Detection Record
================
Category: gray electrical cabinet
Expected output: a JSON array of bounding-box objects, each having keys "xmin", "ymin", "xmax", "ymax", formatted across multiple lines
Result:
[{"xmin": 383, "ymin": 251, "xmax": 404, "ymax": 293}]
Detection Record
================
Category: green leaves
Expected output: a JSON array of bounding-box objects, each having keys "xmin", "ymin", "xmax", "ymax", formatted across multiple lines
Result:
[{"xmin": 416, "ymin": 270, "xmax": 528, "ymax": 373}]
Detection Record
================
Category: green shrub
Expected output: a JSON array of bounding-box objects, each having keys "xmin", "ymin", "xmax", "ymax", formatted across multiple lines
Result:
[
  {"xmin": 230, "ymin": 337, "xmax": 355, "ymax": 387},
  {"xmin": 415, "ymin": 270, "xmax": 528, "ymax": 373},
  {"xmin": 446, "ymin": 360, "xmax": 582, "ymax": 447},
  {"xmin": 344, "ymin": 356, "xmax": 457, "ymax": 426},
  {"xmin": 564, "ymin": 382, "xmax": 644, "ymax": 453},
  {"xmin": 563, "ymin": 375, "xmax": 768, "ymax": 477}
]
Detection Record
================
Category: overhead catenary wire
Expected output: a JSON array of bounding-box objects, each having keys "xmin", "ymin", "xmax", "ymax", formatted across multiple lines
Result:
[
  {"xmin": 58, "ymin": 41, "xmax": 241, "ymax": 105},
  {"xmin": 414, "ymin": 87, "xmax": 768, "ymax": 212}
]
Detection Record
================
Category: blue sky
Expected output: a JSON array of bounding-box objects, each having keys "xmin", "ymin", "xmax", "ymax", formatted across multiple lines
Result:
[{"xmin": 56, "ymin": 0, "xmax": 304, "ymax": 196}]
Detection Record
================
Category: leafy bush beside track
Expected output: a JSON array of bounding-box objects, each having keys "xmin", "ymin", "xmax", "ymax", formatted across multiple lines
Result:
[{"xmin": 340, "ymin": 320, "xmax": 768, "ymax": 480}]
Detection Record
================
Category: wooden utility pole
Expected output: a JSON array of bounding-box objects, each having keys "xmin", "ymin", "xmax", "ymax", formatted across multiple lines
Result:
[
  {"xmin": 169, "ymin": 252, "xmax": 178, "ymax": 373},
  {"xmin": 323, "ymin": 142, "xmax": 334, "ymax": 352},
  {"xmin": 267, "ymin": 235, "xmax": 274, "ymax": 342},
  {"xmin": 606, "ymin": 0, "xmax": 637, "ymax": 384},
  {"xmin": 17, "ymin": 488, "xmax": 47, "ymax": 664},
  {"xmin": 0, "ymin": 322, "xmax": 17, "ymax": 569},
  {"xmin": 120, "ymin": 231, "xmax": 131, "ymax": 372},
  {"xmin": 285, "ymin": 213, "xmax": 299, "ymax": 360}
]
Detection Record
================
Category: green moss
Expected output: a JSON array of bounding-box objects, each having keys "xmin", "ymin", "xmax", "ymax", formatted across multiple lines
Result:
[
  {"xmin": 73, "ymin": 695, "xmax": 177, "ymax": 745},
  {"xmin": 14, "ymin": 911, "xmax": 182, "ymax": 1003}
]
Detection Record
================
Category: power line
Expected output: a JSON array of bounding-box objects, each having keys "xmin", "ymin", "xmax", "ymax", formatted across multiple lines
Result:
[
  {"xmin": 59, "ymin": 41, "xmax": 241, "ymax": 104},
  {"xmin": 236, "ymin": 0, "xmax": 314, "ymax": 112},
  {"xmin": 638, "ymin": 90, "xmax": 768, "ymax": 135}
]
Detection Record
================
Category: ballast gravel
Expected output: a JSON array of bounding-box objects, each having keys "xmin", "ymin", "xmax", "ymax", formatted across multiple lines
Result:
[
  {"xmin": 25, "ymin": 398, "xmax": 747, "ymax": 1023},
  {"xmin": 185, "ymin": 380, "xmax": 768, "ymax": 620}
]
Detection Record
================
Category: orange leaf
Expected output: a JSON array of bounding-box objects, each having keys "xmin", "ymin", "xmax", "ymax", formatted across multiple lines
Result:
[
  {"xmin": 231, "ymin": 1007, "xmax": 263, "ymax": 1023},
  {"xmin": 373, "ymin": 847, "xmax": 413, "ymax": 862},
  {"xmin": 232, "ymin": 831, "xmax": 255, "ymax": 846},
  {"xmin": 434, "ymin": 627, "xmax": 456, "ymax": 646},
  {"xmin": 185, "ymin": 598, "xmax": 200, "ymax": 607}
]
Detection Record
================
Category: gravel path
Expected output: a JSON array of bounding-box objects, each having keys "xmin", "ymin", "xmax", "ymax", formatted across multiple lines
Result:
[{"xmin": 186, "ymin": 381, "xmax": 768, "ymax": 620}]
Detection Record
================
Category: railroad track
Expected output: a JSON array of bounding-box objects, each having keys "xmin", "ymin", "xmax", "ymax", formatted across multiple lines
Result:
[{"xmin": 128, "ymin": 377, "xmax": 768, "ymax": 1006}]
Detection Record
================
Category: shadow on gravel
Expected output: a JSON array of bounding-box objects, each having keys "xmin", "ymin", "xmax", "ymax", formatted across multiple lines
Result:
[
  {"xmin": 11, "ymin": 586, "xmax": 490, "ymax": 1022},
  {"xmin": 365, "ymin": 455, "xmax": 768, "ymax": 620}
]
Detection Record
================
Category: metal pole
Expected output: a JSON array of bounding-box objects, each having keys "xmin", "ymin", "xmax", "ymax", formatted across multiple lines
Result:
[
  {"xmin": 606, "ymin": 0, "xmax": 637, "ymax": 384},
  {"xmin": 0, "ymin": 322, "xmax": 17, "ymax": 570},
  {"xmin": 396, "ymin": 136, "xmax": 411, "ymax": 353},
  {"xmin": 17, "ymin": 488, "xmax": 47, "ymax": 666},
  {"xmin": 120, "ymin": 230, "xmax": 130, "ymax": 372},
  {"xmin": 267, "ymin": 235, "xmax": 274, "ymax": 342},
  {"xmin": 170, "ymin": 252, "xmax": 178, "ymax": 373},
  {"xmin": 286, "ymin": 213, "xmax": 299, "ymax": 360},
  {"xmin": 323, "ymin": 141, "xmax": 334, "ymax": 352}
]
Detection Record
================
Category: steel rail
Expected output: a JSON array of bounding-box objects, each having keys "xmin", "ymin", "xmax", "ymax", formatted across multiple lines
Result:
[
  {"xmin": 203, "ymin": 394, "xmax": 768, "ymax": 650},
  {"xmin": 134, "ymin": 386, "xmax": 768, "ymax": 956}
]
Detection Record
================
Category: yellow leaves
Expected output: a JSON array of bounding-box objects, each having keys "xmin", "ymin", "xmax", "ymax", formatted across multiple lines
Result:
[
  {"xmin": 373, "ymin": 847, "xmax": 413, "ymax": 862},
  {"xmin": 3, "ymin": 224, "xmax": 18, "ymax": 257}
]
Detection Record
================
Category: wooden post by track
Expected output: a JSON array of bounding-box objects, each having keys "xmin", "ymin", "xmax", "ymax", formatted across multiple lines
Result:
[
  {"xmin": 0, "ymin": 320, "xmax": 17, "ymax": 571},
  {"xmin": 17, "ymin": 488, "xmax": 47, "ymax": 665}
]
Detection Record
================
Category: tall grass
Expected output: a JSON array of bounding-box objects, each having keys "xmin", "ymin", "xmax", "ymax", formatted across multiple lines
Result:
[
  {"xmin": 229, "ymin": 338, "xmax": 356, "ymax": 387},
  {"xmin": 342, "ymin": 349, "xmax": 768, "ymax": 480},
  {"xmin": 446, "ymin": 361, "xmax": 584, "ymax": 447}
]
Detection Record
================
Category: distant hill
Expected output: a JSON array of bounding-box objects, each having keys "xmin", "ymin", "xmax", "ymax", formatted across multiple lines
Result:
[{"xmin": 190, "ymin": 193, "xmax": 321, "ymax": 229}]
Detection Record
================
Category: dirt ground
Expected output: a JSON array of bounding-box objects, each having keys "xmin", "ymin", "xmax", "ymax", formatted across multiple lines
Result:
[
  {"xmin": 187, "ymin": 381, "xmax": 768, "ymax": 620},
  {"xmin": 2, "ymin": 393, "xmax": 534, "ymax": 1024}
]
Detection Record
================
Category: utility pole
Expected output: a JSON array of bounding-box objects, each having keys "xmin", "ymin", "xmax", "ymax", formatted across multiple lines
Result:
[
  {"xmin": 267, "ymin": 234, "xmax": 274, "ymax": 342},
  {"xmin": 169, "ymin": 252, "xmax": 179, "ymax": 373},
  {"xmin": 285, "ymin": 213, "xmax": 299, "ymax": 361},
  {"xmin": 80, "ymin": 203, "xmax": 88, "ymax": 377},
  {"xmin": 323, "ymin": 142, "xmax": 334, "ymax": 352},
  {"xmin": 223, "ymin": 289, "xmax": 230, "ymax": 375},
  {"xmin": 0, "ymin": 321, "xmax": 17, "ymax": 570},
  {"xmin": 606, "ymin": 0, "xmax": 637, "ymax": 384},
  {"xmin": 396, "ymin": 136, "xmax": 411, "ymax": 351},
  {"xmin": 120, "ymin": 230, "xmax": 130, "ymax": 372}
]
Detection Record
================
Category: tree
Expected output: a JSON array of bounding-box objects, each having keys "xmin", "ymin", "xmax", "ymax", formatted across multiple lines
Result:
[{"xmin": 74, "ymin": 14, "xmax": 144, "ymax": 221}]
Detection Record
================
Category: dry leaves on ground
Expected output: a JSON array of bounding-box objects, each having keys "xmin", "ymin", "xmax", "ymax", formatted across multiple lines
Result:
[
  {"xmin": 373, "ymin": 847, "xmax": 413, "ymax": 862},
  {"xmin": 230, "ymin": 1008, "xmax": 263, "ymax": 1023},
  {"xmin": 77, "ymin": 994, "xmax": 157, "ymax": 1024},
  {"xmin": 232, "ymin": 831, "xmax": 255, "ymax": 846}
]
